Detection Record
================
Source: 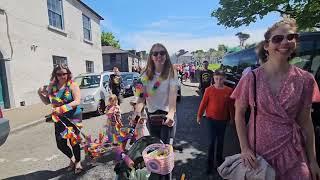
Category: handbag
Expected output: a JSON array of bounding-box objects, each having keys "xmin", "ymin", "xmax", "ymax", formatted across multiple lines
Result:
[{"xmin": 217, "ymin": 71, "xmax": 276, "ymax": 180}]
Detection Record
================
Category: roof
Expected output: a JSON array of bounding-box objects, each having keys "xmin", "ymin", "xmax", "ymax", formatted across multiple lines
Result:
[
  {"xmin": 180, "ymin": 52, "xmax": 193, "ymax": 57},
  {"xmin": 77, "ymin": 0, "xmax": 104, "ymax": 20},
  {"xmin": 102, "ymin": 46, "xmax": 128, "ymax": 54},
  {"xmin": 102, "ymin": 46, "xmax": 141, "ymax": 59}
]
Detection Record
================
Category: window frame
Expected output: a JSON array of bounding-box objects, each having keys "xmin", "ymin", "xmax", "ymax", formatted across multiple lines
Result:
[
  {"xmin": 47, "ymin": 0, "xmax": 65, "ymax": 30},
  {"xmin": 82, "ymin": 14, "xmax": 92, "ymax": 41},
  {"xmin": 52, "ymin": 56, "xmax": 68, "ymax": 67},
  {"xmin": 85, "ymin": 60, "xmax": 94, "ymax": 73}
]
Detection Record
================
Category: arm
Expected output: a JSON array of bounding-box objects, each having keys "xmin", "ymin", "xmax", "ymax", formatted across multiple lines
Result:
[
  {"xmin": 297, "ymin": 107, "xmax": 317, "ymax": 163},
  {"xmin": 167, "ymin": 83, "xmax": 177, "ymax": 120},
  {"xmin": 67, "ymin": 83, "xmax": 81, "ymax": 108},
  {"xmin": 134, "ymin": 97, "xmax": 146, "ymax": 116},
  {"xmin": 37, "ymin": 86, "xmax": 50, "ymax": 105},
  {"xmin": 197, "ymin": 88, "xmax": 209, "ymax": 120},
  {"xmin": 199, "ymin": 71, "xmax": 203, "ymax": 88}
]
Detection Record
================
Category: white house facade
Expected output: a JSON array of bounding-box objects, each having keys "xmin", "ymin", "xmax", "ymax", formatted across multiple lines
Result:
[{"xmin": 0, "ymin": 0, "xmax": 104, "ymax": 108}]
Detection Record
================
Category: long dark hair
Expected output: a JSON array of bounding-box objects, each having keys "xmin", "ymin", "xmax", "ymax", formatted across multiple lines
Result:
[
  {"xmin": 50, "ymin": 64, "xmax": 72, "ymax": 83},
  {"xmin": 143, "ymin": 43, "xmax": 175, "ymax": 80}
]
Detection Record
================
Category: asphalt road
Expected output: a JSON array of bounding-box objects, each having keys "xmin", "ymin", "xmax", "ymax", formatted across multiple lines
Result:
[{"xmin": 0, "ymin": 85, "xmax": 240, "ymax": 180}]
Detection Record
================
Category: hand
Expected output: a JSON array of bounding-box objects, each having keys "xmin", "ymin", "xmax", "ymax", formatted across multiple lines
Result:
[
  {"xmin": 241, "ymin": 148, "xmax": 258, "ymax": 169},
  {"xmin": 52, "ymin": 106, "xmax": 62, "ymax": 115},
  {"xmin": 164, "ymin": 115, "xmax": 175, "ymax": 127},
  {"xmin": 196, "ymin": 117, "xmax": 201, "ymax": 125},
  {"xmin": 309, "ymin": 161, "xmax": 320, "ymax": 180},
  {"xmin": 138, "ymin": 117, "xmax": 145, "ymax": 124},
  {"xmin": 38, "ymin": 86, "xmax": 48, "ymax": 97}
]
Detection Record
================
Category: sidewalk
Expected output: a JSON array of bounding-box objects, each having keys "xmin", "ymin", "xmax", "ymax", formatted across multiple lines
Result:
[{"xmin": 3, "ymin": 103, "xmax": 51, "ymax": 132}]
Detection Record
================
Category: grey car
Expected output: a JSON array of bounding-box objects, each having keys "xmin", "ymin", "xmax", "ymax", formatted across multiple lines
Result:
[
  {"xmin": 74, "ymin": 72, "xmax": 113, "ymax": 115},
  {"xmin": 120, "ymin": 72, "xmax": 140, "ymax": 97},
  {"xmin": 0, "ymin": 107, "xmax": 10, "ymax": 146}
]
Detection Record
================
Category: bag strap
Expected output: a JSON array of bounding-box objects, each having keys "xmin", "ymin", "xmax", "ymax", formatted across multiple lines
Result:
[{"xmin": 251, "ymin": 71, "xmax": 257, "ymax": 157}]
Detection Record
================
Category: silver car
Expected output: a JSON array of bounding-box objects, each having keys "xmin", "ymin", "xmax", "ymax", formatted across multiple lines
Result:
[
  {"xmin": 74, "ymin": 72, "xmax": 113, "ymax": 115},
  {"xmin": 0, "ymin": 107, "xmax": 10, "ymax": 146}
]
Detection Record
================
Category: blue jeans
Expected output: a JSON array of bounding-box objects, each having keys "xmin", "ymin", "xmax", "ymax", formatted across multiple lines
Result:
[{"xmin": 206, "ymin": 118, "xmax": 227, "ymax": 170}]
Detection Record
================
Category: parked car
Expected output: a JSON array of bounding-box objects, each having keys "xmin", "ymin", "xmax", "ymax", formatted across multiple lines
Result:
[
  {"xmin": 0, "ymin": 107, "xmax": 10, "ymax": 146},
  {"xmin": 120, "ymin": 72, "xmax": 140, "ymax": 97},
  {"xmin": 74, "ymin": 71, "xmax": 113, "ymax": 115}
]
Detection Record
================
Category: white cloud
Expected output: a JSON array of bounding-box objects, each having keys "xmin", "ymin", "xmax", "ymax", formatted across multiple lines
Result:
[{"xmin": 123, "ymin": 29, "xmax": 265, "ymax": 54}]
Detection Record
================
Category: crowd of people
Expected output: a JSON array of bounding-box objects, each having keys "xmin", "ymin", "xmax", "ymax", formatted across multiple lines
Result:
[{"xmin": 36, "ymin": 17, "xmax": 320, "ymax": 180}]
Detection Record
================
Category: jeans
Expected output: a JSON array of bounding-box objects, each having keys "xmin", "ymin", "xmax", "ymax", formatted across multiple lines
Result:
[{"xmin": 206, "ymin": 118, "xmax": 227, "ymax": 171}]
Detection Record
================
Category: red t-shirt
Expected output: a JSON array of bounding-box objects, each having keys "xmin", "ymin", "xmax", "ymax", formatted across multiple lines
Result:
[{"xmin": 197, "ymin": 85, "xmax": 234, "ymax": 121}]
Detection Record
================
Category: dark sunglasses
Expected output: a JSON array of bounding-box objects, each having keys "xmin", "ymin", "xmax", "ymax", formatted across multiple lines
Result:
[
  {"xmin": 270, "ymin": 33, "xmax": 299, "ymax": 44},
  {"xmin": 152, "ymin": 51, "xmax": 166, "ymax": 57},
  {"xmin": 56, "ymin": 73, "xmax": 68, "ymax": 77}
]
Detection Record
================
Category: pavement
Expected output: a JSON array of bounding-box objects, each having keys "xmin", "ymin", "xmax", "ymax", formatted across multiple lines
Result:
[{"xmin": 3, "ymin": 103, "xmax": 51, "ymax": 133}]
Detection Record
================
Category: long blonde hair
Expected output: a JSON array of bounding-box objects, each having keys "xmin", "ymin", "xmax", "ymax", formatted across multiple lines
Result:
[{"xmin": 143, "ymin": 43, "xmax": 175, "ymax": 80}]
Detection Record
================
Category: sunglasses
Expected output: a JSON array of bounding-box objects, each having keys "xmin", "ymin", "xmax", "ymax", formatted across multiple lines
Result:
[
  {"xmin": 56, "ymin": 73, "xmax": 68, "ymax": 77},
  {"xmin": 270, "ymin": 33, "xmax": 299, "ymax": 44},
  {"xmin": 152, "ymin": 51, "xmax": 166, "ymax": 57}
]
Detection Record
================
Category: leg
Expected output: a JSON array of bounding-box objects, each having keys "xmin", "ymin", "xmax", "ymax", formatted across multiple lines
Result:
[
  {"xmin": 147, "ymin": 122, "xmax": 162, "ymax": 140},
  {"xmin": 215, "ymin": 121, "xmax": 227, "ymax": 166},
  {"xmin": 207, "ymin": 119, "xmax": 217, "ymax": 174},
  {"xmin": 55, "ymin": 122, "xmax": 73, "ymax": 159}
]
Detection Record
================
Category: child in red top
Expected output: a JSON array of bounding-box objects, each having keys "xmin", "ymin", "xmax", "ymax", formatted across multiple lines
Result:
[{"xmin": 197, "ymin": 69, "xmax": 234, "ymax": 175}]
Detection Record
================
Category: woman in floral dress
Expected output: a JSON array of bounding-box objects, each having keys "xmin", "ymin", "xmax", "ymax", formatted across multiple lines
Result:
[{"xmin": 231, "ymin": 18, "xmax": 320, "ymax": 180}]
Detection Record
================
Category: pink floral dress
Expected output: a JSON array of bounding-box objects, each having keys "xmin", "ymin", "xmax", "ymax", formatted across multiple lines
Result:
[{"xmin": 231, "ymin": 65, "xmax": 320, "ymax": 180}]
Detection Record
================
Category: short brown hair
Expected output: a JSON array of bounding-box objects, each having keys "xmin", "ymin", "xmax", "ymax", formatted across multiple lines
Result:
[{"xmin": 214, "ymin": 69, "xmax": 226, "ymax": 76}]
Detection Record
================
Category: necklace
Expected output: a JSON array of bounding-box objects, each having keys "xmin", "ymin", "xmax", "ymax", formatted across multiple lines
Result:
[{"xmin": 135, "ymin": 75, "xmax": 162, "ymax": 98}]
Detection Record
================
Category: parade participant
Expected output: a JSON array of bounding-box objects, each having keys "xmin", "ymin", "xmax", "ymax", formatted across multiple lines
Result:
[
  {"xmin": 38, "ymin": 64, "xmax": 83, "ymax": 174},
  {"xmin": 109, "ymin": 67, "xmax": 122, "ymax": 105},
  {"xmin": 105, "ymin": 94, "xmax": 123, "ymax": 146},
  {"xmin": 133, "ymin": 43, "xmax": 178, "ymax": 179},
  {"xmin": 197, "ymin": 69, "xmax": 233, "ymax": 175},
  {"xmin": 231, "ymin": 18, "xmax": 320, "ymax": 180},
  {"xmin": 190, "ymin": 64, "xmax": 196, "ymax": 81},
  {"xmin": 199, "ymin": 61, "xmax": 213, "ymax": 95}
]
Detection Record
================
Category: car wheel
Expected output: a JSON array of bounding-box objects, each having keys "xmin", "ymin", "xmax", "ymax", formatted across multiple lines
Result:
[{"xmin": 96, "ymin": 100, "xmax": 106, "ymax": 116}]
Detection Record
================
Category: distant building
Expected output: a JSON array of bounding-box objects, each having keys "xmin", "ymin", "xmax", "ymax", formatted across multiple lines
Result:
[
  {"xmin": 177, "ymin": 51, "xmax": 194, "ymax": 64},
  {"xmin": 102, "ymin": 46, "xmax": 141, "ymax": 72},
  {"xmin": 0, "ymin": 0, "xmax": 104, "ymax": 108}
]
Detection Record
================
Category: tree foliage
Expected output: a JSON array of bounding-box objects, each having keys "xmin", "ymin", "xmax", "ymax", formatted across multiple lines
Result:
[
  {"xmin": 211, "ymin": 0, "xmax": 320, "ymax": 30},
  {"xmin": 101, "ymin": 32, "xmax": 120, "ymax": 48},
  {"xmin": 235, "ymin": 32, "xmax": 250, "ymax": 47}
]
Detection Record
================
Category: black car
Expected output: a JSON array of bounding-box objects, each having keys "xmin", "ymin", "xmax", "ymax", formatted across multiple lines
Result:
[
  {"xmin": 120, "ymin": 72, "xmax": 140, "ymax": 97},
  {"xmin": 221, "ymin": 31, "xmax": 320, "ymax": 164}
]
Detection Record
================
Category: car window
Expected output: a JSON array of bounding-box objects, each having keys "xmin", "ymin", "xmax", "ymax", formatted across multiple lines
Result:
[
  {"xmin": 74, "ymin": 75, "xmax": 101, "ymax": 89},
  {"xmin": 121, "ymin": 74, "xmax": 133, "ymax": 82},
  {"xmin": 102, "ymin": 75, "xmax": 109, "ymax": 83},
  {"xmin": 291, "ymin": 39, "xmax": 314, "ymax": 71}
]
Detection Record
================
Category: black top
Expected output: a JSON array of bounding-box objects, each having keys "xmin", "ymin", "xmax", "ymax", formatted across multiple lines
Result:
[
  {"xmin": 199, "ymin": 69, "xmax": 213, "ymax": 89},
  {"xmin": 109, "ymin": 74, "xmax": 122, "ymax": 94}
]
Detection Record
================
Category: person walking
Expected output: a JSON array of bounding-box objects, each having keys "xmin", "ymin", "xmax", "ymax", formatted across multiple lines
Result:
[
  {"xmin": 197, "ymin": 69, "xmax": 234, "ymax": 176},
  {"xmin": 38, "ymin": 64, "xmax": 83, "ymax": 174},
  {"xmin": 133, "ymin": 43, "xmax": 178, "ymax": 180},
  {"xmin": 231, "ymin": 18, "xmax": 320, "ymax": 180},
  {"xmin": 109, "ymin": 67, "xmax": 122, "ymax": 105},
  {"xmin": 199, "ymin": 61, "xmax": 213, "ymax": 95}
]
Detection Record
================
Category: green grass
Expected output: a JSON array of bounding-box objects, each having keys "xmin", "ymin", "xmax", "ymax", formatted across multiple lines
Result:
[{"xmin": 208, "ymin": 64, "xmax": 221, "ymax": 71}]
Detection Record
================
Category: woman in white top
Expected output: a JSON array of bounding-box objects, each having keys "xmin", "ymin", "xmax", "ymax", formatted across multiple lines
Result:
[{"xmin": 133, "ymin": 43, "xmax": 178, "ymax": 145}]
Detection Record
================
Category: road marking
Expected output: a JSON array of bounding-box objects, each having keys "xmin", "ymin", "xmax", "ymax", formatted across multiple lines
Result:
[
  {"xmin": 19, "ymin": 158, "xmax": 39, "ymax": 162},
  {"xmin": 45, "ymin": 154, "xmax": 60, "ymax": 161},
  {"xmin": 0, "ymin": 158, "xmax": 9, "ymax": 163}
]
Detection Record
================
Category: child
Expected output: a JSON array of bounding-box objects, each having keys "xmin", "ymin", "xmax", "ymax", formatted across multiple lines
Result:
[
  {"xmin": 105, "ymin": 95, "xmax": 123, "ymax": 145},
  {"xmin": 129, "ymin": 97, "xmax": 149, "ymax": 140},
  {"xmin": 197, "ymin": 69, "xmax": 234, "ymax": 175}
]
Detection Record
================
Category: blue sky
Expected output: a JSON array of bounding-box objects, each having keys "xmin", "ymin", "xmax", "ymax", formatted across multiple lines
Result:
[{"xmin": 83, "ymin": 0, "xmax": 281, "ymax": 54}]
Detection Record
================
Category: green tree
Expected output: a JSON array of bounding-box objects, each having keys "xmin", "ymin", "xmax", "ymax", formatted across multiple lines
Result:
[
  {"xmin": 218, "ymin": 44, "xmax": 227, "ymax": 52},
  {"xmin": 235, "ymin": 32, "xmax": 250, "ymax": 47},
  {"xmin": 101, "ymin": 32, "xmax": 120, "ymax": 48},
  {"xmin": 211, "ymin": 0, "xmax": 320, "ymax": 30}
]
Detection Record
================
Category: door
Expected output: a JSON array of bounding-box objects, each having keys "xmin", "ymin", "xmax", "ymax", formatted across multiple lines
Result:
[{"xmin": 0, "ymin": 60, "xmax": 6, "ymax": 108}]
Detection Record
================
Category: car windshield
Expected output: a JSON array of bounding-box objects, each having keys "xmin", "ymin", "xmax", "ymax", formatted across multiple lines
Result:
[
  {"xmin": 121, "ymin": 74, "xmax": 133, "ymax": 82},
  {"xmin": 74, "ymin": 75, "xmax": 101, "ymax": 89}
]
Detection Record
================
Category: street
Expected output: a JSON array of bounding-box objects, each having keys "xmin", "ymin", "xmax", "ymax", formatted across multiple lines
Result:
[{"xmin": 0, "ymin": 85, "xmax": 240, "ymax": 180}]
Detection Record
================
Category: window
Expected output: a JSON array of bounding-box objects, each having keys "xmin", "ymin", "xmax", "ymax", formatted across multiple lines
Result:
[
  {"xmin": 47, "ymin": 0, "xmax": 64, "ymax": 29},
  {"xmin": 82, "ymin": 14, "xmax": 92, "ymax": 41},
  {"xmin": 53, "ymin": 56, "xmax": 67, "ymax": 66},
  {"xmin": 86, "ymin": 61, "xmax": 94, "ymax": 73}
]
